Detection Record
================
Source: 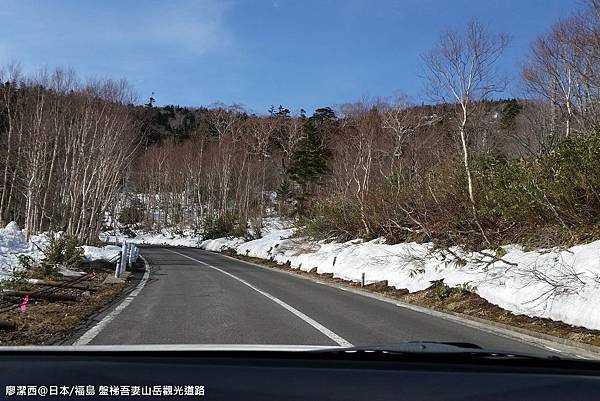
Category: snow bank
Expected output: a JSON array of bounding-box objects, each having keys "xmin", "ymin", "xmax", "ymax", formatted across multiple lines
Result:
[
  {"xmin": 101, "ymin": 230, "xmax": 204, "ymax": 247},
  {"xmin": 81, "ymin": 245, "xmax": 121, "ymax": 262},
  {"xmin": 0, "ymin": 222, "xmax": 122, "ymax": 279},
  {"xmin": 201, "ymin": 237, "xmax": 246, "ymax": 252},
  {"xmin": 196, "ymin": 226, "xmax": 600, "ymax": 331},
  {"xmin": 100, "ymin": 218, "xmax": 291, "ymax": 249},
  {"xmin": 0, "ymin": 222, "xmax": 48, "ymax": 280}
]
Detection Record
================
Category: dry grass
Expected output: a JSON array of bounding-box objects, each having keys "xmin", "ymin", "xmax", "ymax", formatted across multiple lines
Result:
[{"xmin": 0, "ymin": 262, "xmax": 134, "ymax": 346}]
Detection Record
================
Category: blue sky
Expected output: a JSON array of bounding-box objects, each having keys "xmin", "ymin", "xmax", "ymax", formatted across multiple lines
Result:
[{"xmin": 0, "ymin": 0, "xmax": 578, "ymax": 114}]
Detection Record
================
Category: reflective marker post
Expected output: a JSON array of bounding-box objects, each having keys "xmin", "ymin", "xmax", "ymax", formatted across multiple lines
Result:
[
  {"xmin": 127, "ymin": 244, "xmax": 133, "ymax": 269},
  {"xmin": 115, "ymin": 241, "xmax": 127, "ymax": 278},
  {"xmin": 121, "ymin": 242, "xmax": 127, "ymax": 275},
  {"xmin": 115, "ymin": 241, "xmax": 139, "ymax": 278},
  {"xmin": 114, "ymin": 242, "xmax": 121, "ymax": 279}
]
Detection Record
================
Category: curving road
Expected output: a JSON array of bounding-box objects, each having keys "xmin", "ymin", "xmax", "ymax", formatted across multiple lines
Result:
[{"xmin": 87, "ymin": 246, "xmax": 554, "ymax": 354}]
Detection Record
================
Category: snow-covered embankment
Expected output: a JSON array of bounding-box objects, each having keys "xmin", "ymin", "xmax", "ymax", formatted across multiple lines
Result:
[{"xmin": 0, "ymin": 222, "xmax": 122, "ymax": 280}]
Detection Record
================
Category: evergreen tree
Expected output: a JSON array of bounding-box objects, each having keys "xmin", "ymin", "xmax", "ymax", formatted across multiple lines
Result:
[
  {"xmin": 269, "ymin": 104, "xmax": 290, "ymax": 117},
  {"xmin": 499, "ymin": 99, "xmax": 522, "ymax": 130},
  {"xmin": 276, "ymin": 105, "xmax": 290, "ymax": 117},
  {"xmin": 141, "ymin": 93, "xmax": 160, "ymax": 146},
  {"xmin": 312, "ymin": 106, "xmax": 336, "ymax": 121},
  {"xmin": 288, "ymin": 116, "xmax": 332, "ymax": 214}
]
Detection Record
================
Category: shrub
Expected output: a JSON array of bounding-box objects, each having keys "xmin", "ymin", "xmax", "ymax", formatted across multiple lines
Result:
[
  {"xmin": 454, "ymin": 282, "xmax": 478, "ymax": 295},
  {"xmin": 17, "ymin": 255, "xmax": 34, "ymax": 271},
  {"xmin": 300, "ymin": 195, "xmax": 364, "ymax": 241},
  {"xmin": 247, "ymin": 218, "xmax": 263, "ymax": 241},
  {"xmin": 432, "ymin": 281, "xmax": 453, "ymax": 301},
  {"xmin": 202, "ymin": 213, "xmax": 248, "ymax": 240},
  {"xmin": 41, "ymin": 235, "xmax": 83, "ymax": 277},
  {"xmin": 6, "ymin": 238, "xmax": 96, "ymax": 287},
  {"xmin": 472, "ymin": 128, "xmax": 600, "ymax": 246},
  {"xmin": 431, "ymin": 280, "xmax": 476, "ymax": 301}
]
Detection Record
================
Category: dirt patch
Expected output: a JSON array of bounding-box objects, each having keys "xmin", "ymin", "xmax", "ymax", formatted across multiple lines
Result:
[
  {"xmin": 0, "ymin": 261, "xmax": 139, "ymax": 346},
  {"xmin": 224, "ymin": 250, "xmax": 600, "ymax": 348}
]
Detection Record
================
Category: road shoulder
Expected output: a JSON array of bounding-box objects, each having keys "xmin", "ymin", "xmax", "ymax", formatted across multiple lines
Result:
[{"xmin": 69, "ymin": 259, "xmax": 148, "ymax": 345}]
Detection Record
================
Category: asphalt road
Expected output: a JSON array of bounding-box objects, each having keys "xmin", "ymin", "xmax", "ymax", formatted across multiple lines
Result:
[{"xmin": 89, "ymin": 246, "xmax": 551, "ymax": 354}]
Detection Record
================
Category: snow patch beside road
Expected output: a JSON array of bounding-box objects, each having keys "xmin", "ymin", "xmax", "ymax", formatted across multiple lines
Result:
[
  {"xmin": 0, "ymin": 222, "xmax": 126, "ymax": 279},
  {"xmin": 81, "ymin": 245, "xmax": 122, "ymax": 262},
  {"xmin": 101, "ymin": 229, "xmax": 204, "ymax": 248},
  {"xmin": 0, "ymin": 222, "xmax": 48, "ymax": 279}
]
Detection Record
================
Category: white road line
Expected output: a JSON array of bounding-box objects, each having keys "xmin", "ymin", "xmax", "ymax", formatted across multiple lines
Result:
[
  {"xmin": 73, "ymin": 258, "xmax": 151, "ymax": 345},
  {"xmin": 166, "ymin": 249, "xmax": 353, "ymax": 347}
]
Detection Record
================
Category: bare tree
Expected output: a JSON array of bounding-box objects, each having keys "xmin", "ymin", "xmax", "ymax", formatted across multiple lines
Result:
[
  {"xmin": 522, "ymin": 20, "xmax": 579, "ymax": 139},
  {"xmin": 523, "ymin": 2, "xmax": 600, "ymax": 140},
  {"xmin": 0, "ymin": 63, "xmax": 23, "ymax": 224},
  {"xmin": 422, "ymin": 18, "xmax": 509, "ymax": 241},
  {"xmin": 337, "ymin": 101, "xmax": 383, "ymax": 238},
  {"xmin": 0, "ymin": 66, "xmax": 139, "ymax": 242},
  {"xmin": 380, "ymin": 96, "xmax": 423, "ymax": 184},
  {"xmin": 245, "ymin": 117, "xmax": 276, "ymax": 220}
]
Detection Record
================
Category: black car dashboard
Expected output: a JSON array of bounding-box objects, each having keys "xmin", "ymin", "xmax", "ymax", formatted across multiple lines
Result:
[{"xmin": 1, "ymin": 346, "xmax": 599, "ymax": 400}]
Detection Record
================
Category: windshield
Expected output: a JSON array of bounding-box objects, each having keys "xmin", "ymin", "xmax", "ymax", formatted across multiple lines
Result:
[{"xmin": 0, "ymin": 0, "xmax": 598, "ymax": 363}]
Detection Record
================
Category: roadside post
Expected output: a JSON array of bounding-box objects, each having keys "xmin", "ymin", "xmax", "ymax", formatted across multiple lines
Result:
[
  {"xmin": 114, "ymin": 241, "xmax": 122, "ymax": 278},
  {"xmin": 115, "ymin": 241, "xmax": 127, "ymax": 278},
  {"xmin": 127, "ymin": 244, "xmax": 133, "ymax": 269},
  {"xmin": 122, "ymin": 242, "xmax": 128, "ymax": 274},
  {"xmin": 114, "ymin": 241, "xmax": 139, "ymax": 279}
]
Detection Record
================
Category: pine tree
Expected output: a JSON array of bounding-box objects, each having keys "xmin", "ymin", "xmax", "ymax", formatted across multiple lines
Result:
[
  {"xmin": 499, "ymin": 99, "xmax": 522, "ymax": 130},
  {"xmin": 288, "ymin": 117, "xmax": 332, "ymax": 214}
]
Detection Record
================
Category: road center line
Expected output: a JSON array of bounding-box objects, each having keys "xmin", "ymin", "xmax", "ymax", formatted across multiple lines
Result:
[{"xmin": 166, "ymin": 249, "xmax": 353, "ymax": 347}]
